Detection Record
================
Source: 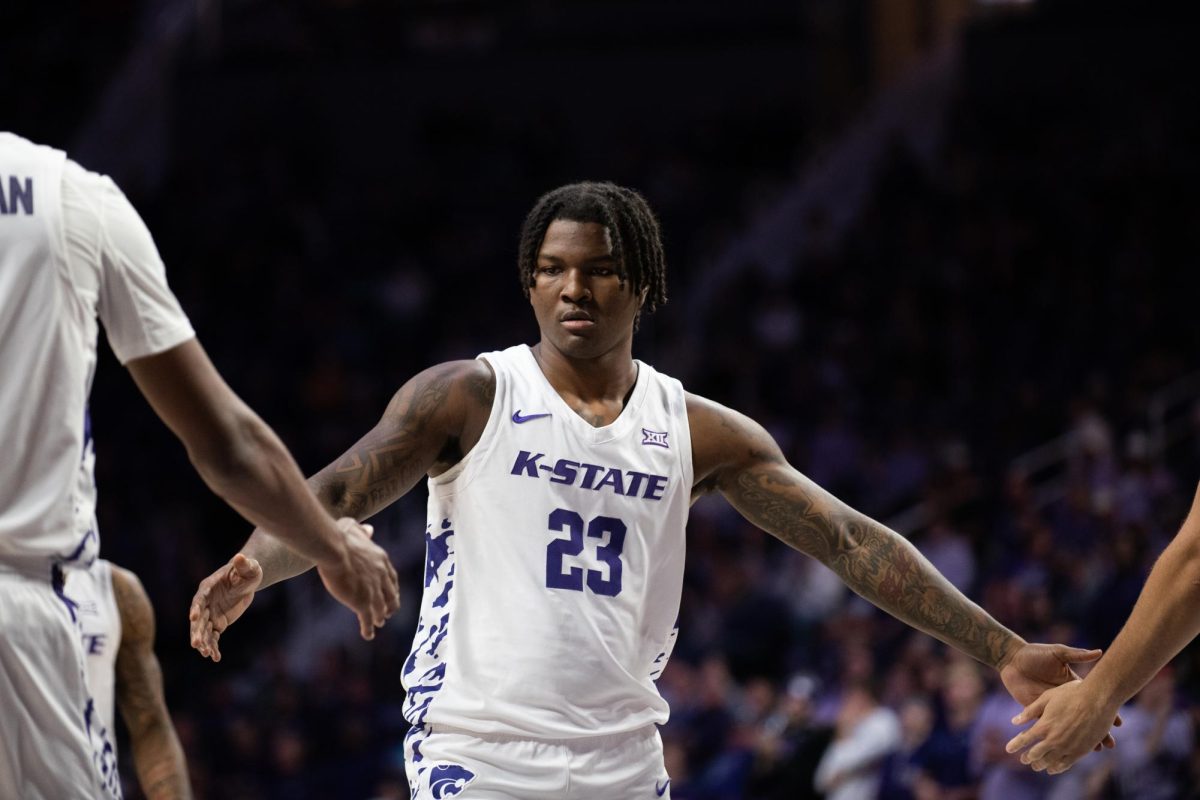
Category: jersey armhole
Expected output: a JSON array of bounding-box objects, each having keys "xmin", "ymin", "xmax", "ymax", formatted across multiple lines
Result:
[{"xmin": 428, "ymin": 353, "xmax": 506, "ymax": 493}]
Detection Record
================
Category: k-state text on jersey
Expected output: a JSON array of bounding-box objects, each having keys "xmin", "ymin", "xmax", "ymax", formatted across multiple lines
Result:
[{"xmin": 510, "ymin": 450, "xmax": 669, "ymax": 500}]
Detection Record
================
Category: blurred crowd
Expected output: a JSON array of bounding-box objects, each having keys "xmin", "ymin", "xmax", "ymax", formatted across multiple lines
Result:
[{"xmin": 6, "ymin": 2, "xmax": 1199, "ymax": 798}]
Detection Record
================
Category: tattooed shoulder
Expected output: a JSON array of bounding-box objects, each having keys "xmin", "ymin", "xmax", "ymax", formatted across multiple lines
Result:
[{"xmin": 463, "ymin": 360, "xmax": 496, "ymax": 411}]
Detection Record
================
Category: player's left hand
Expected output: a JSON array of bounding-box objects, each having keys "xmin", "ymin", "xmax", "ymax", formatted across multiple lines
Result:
[
  {"xmin": 1004, "ymin": 679, "xmax": 1123, "ymax": 773},
  {"xmin": 189, "ymin": 553, "xmax": 263, "ymax": 662},
  {"xmin": 997, "ymin": 643, "xmax": 1120, "ymax": 752}
]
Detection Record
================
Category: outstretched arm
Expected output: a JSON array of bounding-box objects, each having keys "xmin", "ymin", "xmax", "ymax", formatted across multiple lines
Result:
[
  {"xmin": 1006, "ymin": 481, "xmax": 1200, "ymax": 772},
  {"xmin": 112, "ymin": 566, "xmax": 193, "ymax": 800},
  {"xmin": 130, "ymin": 340, "xmax": 398, "ymax": 640},
  {"xmin": 243, "ymin": 359, "xmax": 494, "ymax": 587},
  {"xmin": 190, "ymin": 359, "xmax": 494, "ymax": 658},
  {"xmin": 689, "ymin": 395, "xmax": 1102, "ymax": 703}
]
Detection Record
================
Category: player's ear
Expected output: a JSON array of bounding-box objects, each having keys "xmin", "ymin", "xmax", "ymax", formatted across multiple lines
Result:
[{"xmin": 638, "ymin": 286, "xmax": 649, "ymax": 307}]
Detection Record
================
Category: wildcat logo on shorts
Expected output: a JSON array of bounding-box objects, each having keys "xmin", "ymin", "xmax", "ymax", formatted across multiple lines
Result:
[
  {"xmin": 429, "ymin": 764, "xmax": 476, "ymax": 798},
  {"xmin": 641, "ymin": 428, "xmax": 669, "ymax": 449}
]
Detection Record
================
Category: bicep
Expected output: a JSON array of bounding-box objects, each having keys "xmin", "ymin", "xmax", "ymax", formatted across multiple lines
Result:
[{"xmin": 308, "ymin": 361, "xmax": 484, "ymax": 520}]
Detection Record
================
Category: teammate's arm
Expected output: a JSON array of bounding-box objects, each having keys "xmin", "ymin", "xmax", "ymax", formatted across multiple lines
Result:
[
  {"xmin": 110, "ymin": 566, "xmax": 192, "ymax": 800},
  {"xmin": 189, "ymin": 360, "xmax": 494, "ymax": 660},
  {"xmin": 128, "ymin": 340, "xmax": 399, "ymax": 640},
  {"xmin": 1005, "ymin": 481, "xmax": 1200, "ymax": 773},
  {"xmin": 689, "ymin": 395, "xmax": 1107, "ymax": 709},
  {"xmin": 246, "ymin": 359, "xmax": 493, "ymax": 584}
]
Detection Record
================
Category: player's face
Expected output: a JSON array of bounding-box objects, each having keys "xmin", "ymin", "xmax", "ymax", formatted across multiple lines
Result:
[{"xmin": 529, "ymin": 219, "xmax": 645, "ymax": 359}]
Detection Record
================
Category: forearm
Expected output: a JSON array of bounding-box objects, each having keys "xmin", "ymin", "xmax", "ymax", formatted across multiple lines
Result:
[
  {"xmin": 129, "ymin": 721, "xmax": 192, "ymax": 800},
  {"xmin": 189, "ymin": 409, "xmax": 343, "ymax": 567},
  {"xmin": 727, "ymin": 466, "xmax": 1022, "ymax": 669},
  {"xmin": 826, "ymin": 509, "xmax": 1023, "ymax": 669},
  {"xmin": 1084, "ymin": 527, "xmax": 1200, "ymax": 706},
  {"xmin": 240, "ymin": 466, "xmax": 386, "ymax": 588}
]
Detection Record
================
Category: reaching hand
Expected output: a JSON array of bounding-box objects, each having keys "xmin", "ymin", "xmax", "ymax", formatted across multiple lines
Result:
[
  {"xmin": 998, "ymin": 642, "xmax": 1100, "ymax": 706},
  {"xmin": 1004, "ymin": 680, "xmax": 1123, "ymax": 774},
  {"xmin": 315, "ymin": 518, "xmax": 401, "ymax": 640},
  {"xmin": 189, "ymin": 553, "xmax": 264, "ymax": 662}
]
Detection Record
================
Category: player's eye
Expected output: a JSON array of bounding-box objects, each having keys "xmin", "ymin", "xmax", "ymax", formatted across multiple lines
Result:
[{"xmin": 538, "ymin": 265, "xmax": 563, "ymax": 276}]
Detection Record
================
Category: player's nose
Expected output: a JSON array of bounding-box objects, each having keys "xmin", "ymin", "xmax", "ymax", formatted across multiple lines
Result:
[{"xmin": 560, "ymin": 268, "xmax": 592, "ymax": 304}]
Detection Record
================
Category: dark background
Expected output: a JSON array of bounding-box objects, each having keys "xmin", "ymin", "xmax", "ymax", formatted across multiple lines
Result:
[{"xmin": 3, "ymin": 0, "xmax": 1199, "ymax": 797}]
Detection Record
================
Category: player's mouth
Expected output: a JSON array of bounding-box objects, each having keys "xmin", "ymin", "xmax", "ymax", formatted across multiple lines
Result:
[{"xmin": 560, "ymin": 311, "xmax": 596, "ymax": 332}]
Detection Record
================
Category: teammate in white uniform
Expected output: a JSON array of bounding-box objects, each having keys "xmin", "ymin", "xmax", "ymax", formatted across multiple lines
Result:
[
  {"xmin": 67, "ymin": 559, "xmax": 193, "ymax": 798},
  {"xmin": 190, "ymin": 182, "xmax": 1111, "ymax": 798},
  {"xmin": 0, "ymin": 131, "xmax": 399, "ymax": 799}
]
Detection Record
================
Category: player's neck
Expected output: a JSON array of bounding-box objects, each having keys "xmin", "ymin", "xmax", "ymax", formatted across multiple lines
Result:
[{"xmin": 532, "ymin": 340, "xmax": 637, "ymax": 405}]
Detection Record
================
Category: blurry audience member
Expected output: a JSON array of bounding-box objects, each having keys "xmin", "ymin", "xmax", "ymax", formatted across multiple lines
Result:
[{"xmin": 814, "ymin": 680, "xmax": 901, "ymax": 800}]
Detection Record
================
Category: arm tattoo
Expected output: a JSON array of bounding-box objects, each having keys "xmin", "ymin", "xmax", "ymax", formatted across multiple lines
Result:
[
  {"xmin": 316, "ymin": 366, "xmax": 456, "ymax": 520},
  {"xmin": 246, "ymin": 364, "xmax": 471, "ymax": 584},
  {"xmin": 727, "ymin": 461, "xmax": 1018, "ymax": 668},
  {"xmin": 113, "ymin": 571, "xmax": 192, "ymax": 799}
]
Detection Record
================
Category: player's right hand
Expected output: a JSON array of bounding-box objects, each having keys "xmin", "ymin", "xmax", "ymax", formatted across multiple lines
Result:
[
  {"xmin": 189, "ymin": 552, "xmax": 264, "ymax": 662},
  {"xmin": 316, "ymin": 517, "xmax": 401, "ymax": 640}
]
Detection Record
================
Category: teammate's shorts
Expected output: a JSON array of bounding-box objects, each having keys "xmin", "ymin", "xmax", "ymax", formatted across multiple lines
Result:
[
  {"xmin": 404, "ymin": 723, "xmax": 672, "ymax": 799},
  {"xmin": 0, "ymin": 566, "xmax": 120, "ymax": 799}
]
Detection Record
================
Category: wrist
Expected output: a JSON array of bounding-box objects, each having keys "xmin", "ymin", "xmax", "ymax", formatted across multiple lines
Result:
[
  {"xmin": 313, "ymin": 520, "xmax": 350, "ymax": 569},
  {"xmin": 993, "ymin": 634, "xmax": 1028, "ymax": 672},
  {"xmin": 1081, "ymin": 664, "xmax": 1128, "ymax": 712}
]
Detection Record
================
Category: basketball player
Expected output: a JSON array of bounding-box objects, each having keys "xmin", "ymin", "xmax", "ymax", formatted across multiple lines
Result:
[
  {"xmin": 66, "ymin": 560, "xmax": 192, "ymax": 799},
  {"xmin": 190, "ymin": 182, "xmax": 1107, "ymax": 799},
  {"xmin": 0, "ymin": 131, "xmax": 399, "ymax": 799},
  {"xmin": 1004, "ymin": 481, "xmax": 1200, "ymax": 774}
]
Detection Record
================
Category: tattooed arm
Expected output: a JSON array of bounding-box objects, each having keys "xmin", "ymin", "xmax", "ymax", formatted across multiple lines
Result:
[
  {"xmin": 112, "ymin": 566, "xmax": 193, "ymax": 800},
  {"xmin": 245, "ymin": 359, "xmax": 495, "ymax": 587},
  {"xmin": 688, "ymin": 394, "xmax": 1106, "ymax": 705},
  {"xmin": 189, "ymin": 360, "xmax": 494, "ymax": 660}
]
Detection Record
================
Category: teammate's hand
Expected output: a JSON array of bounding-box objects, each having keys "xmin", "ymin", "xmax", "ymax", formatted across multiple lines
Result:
[
  {"xmin": 1004, "ymin": 679, "xmax": 1124, "ymax": 773},
  {"xmin": 315, "ymin": 517, "xmax": 401, "ymax": 640},
  {"xmin": 997, "ymin": 642, "xmax": 1120, "ymax": 752},
  {"xmin": 189, "ymin": 553, "xmax": 263, "ymax": 662}
]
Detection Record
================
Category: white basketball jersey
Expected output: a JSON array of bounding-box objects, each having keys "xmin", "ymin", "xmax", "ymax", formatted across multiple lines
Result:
[
  {"xmin": 65, "ymin": 559, "xmax": 122, "ymax": 739},
  {"xmin": 0, "ymin": 132, "xmax": 193, "ymax": 576},
  {"xmin": 402, "ymin": 345, "xmax": 691, "ymax": 739}
]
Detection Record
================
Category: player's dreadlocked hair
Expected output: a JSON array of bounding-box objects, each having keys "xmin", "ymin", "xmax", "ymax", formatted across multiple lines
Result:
[{"xmin": 517, "ymin": 182, "xmax": 668, "ymax": 325}]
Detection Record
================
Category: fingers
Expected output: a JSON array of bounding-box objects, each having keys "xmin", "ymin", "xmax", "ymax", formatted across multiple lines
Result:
[
  {"xmin": 229, "ymin": 553, "xmax": 260, "ymax": 585},
  {"xmin": 1011, "ymin": 693, "xmax": 1051, "ymax": 727},
  {"xmin": 1006, "ymin": 723, "xmax": 1042, "ymax": 755},
  {"xmin": 358, "ymin": 610, "xmax": 376, "ymax": 641},
  {"xmin": 1055, "ymin": 646, "xmax": 1102, "ymax": 663}
]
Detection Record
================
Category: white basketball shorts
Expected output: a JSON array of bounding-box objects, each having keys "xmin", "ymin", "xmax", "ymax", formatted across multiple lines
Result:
[
  {"xmin": 0, "ymin": 567, "xmax": 120, "ymax": 799},
  {"xmin": 404, "ymin": 723, "xmax": 672, "ymax": 799}
]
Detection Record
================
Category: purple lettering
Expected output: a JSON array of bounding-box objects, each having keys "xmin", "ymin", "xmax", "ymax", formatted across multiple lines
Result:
[
  {"xmin": 510, "ymin": 450, "xmax": 544, "ymax": 477},
  {"xmin": 643, "ymin": 475, "xmax": 668, "ymax": 500},
  {"xmin": 594, "ymin": 468, "xmax": 626, "ymax": 495},
  {"xmin": 579, "ymin": 463, "xmax": 605, "ymax": 490},
  {"xmin": 8, "ymin": 176, "xmax": 33, "ymax": 215},
  {"xmin": 550, "ymin": 459, "xmax": 580, "ymax": 485}
]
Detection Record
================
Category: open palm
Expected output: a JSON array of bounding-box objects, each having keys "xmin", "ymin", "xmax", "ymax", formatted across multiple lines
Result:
[{"xmin": 189, "ymin": 553, "xmax": 263, "ymax": 662}]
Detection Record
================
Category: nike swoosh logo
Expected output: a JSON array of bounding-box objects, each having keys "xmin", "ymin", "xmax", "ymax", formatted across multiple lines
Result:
[
  {"xmin": 656, "ymin": 779, "xmax": 670, "ymax": 796},
  {"xmin": 511, "ymin": 410, "xmax": 552, "ymax": 424}
]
